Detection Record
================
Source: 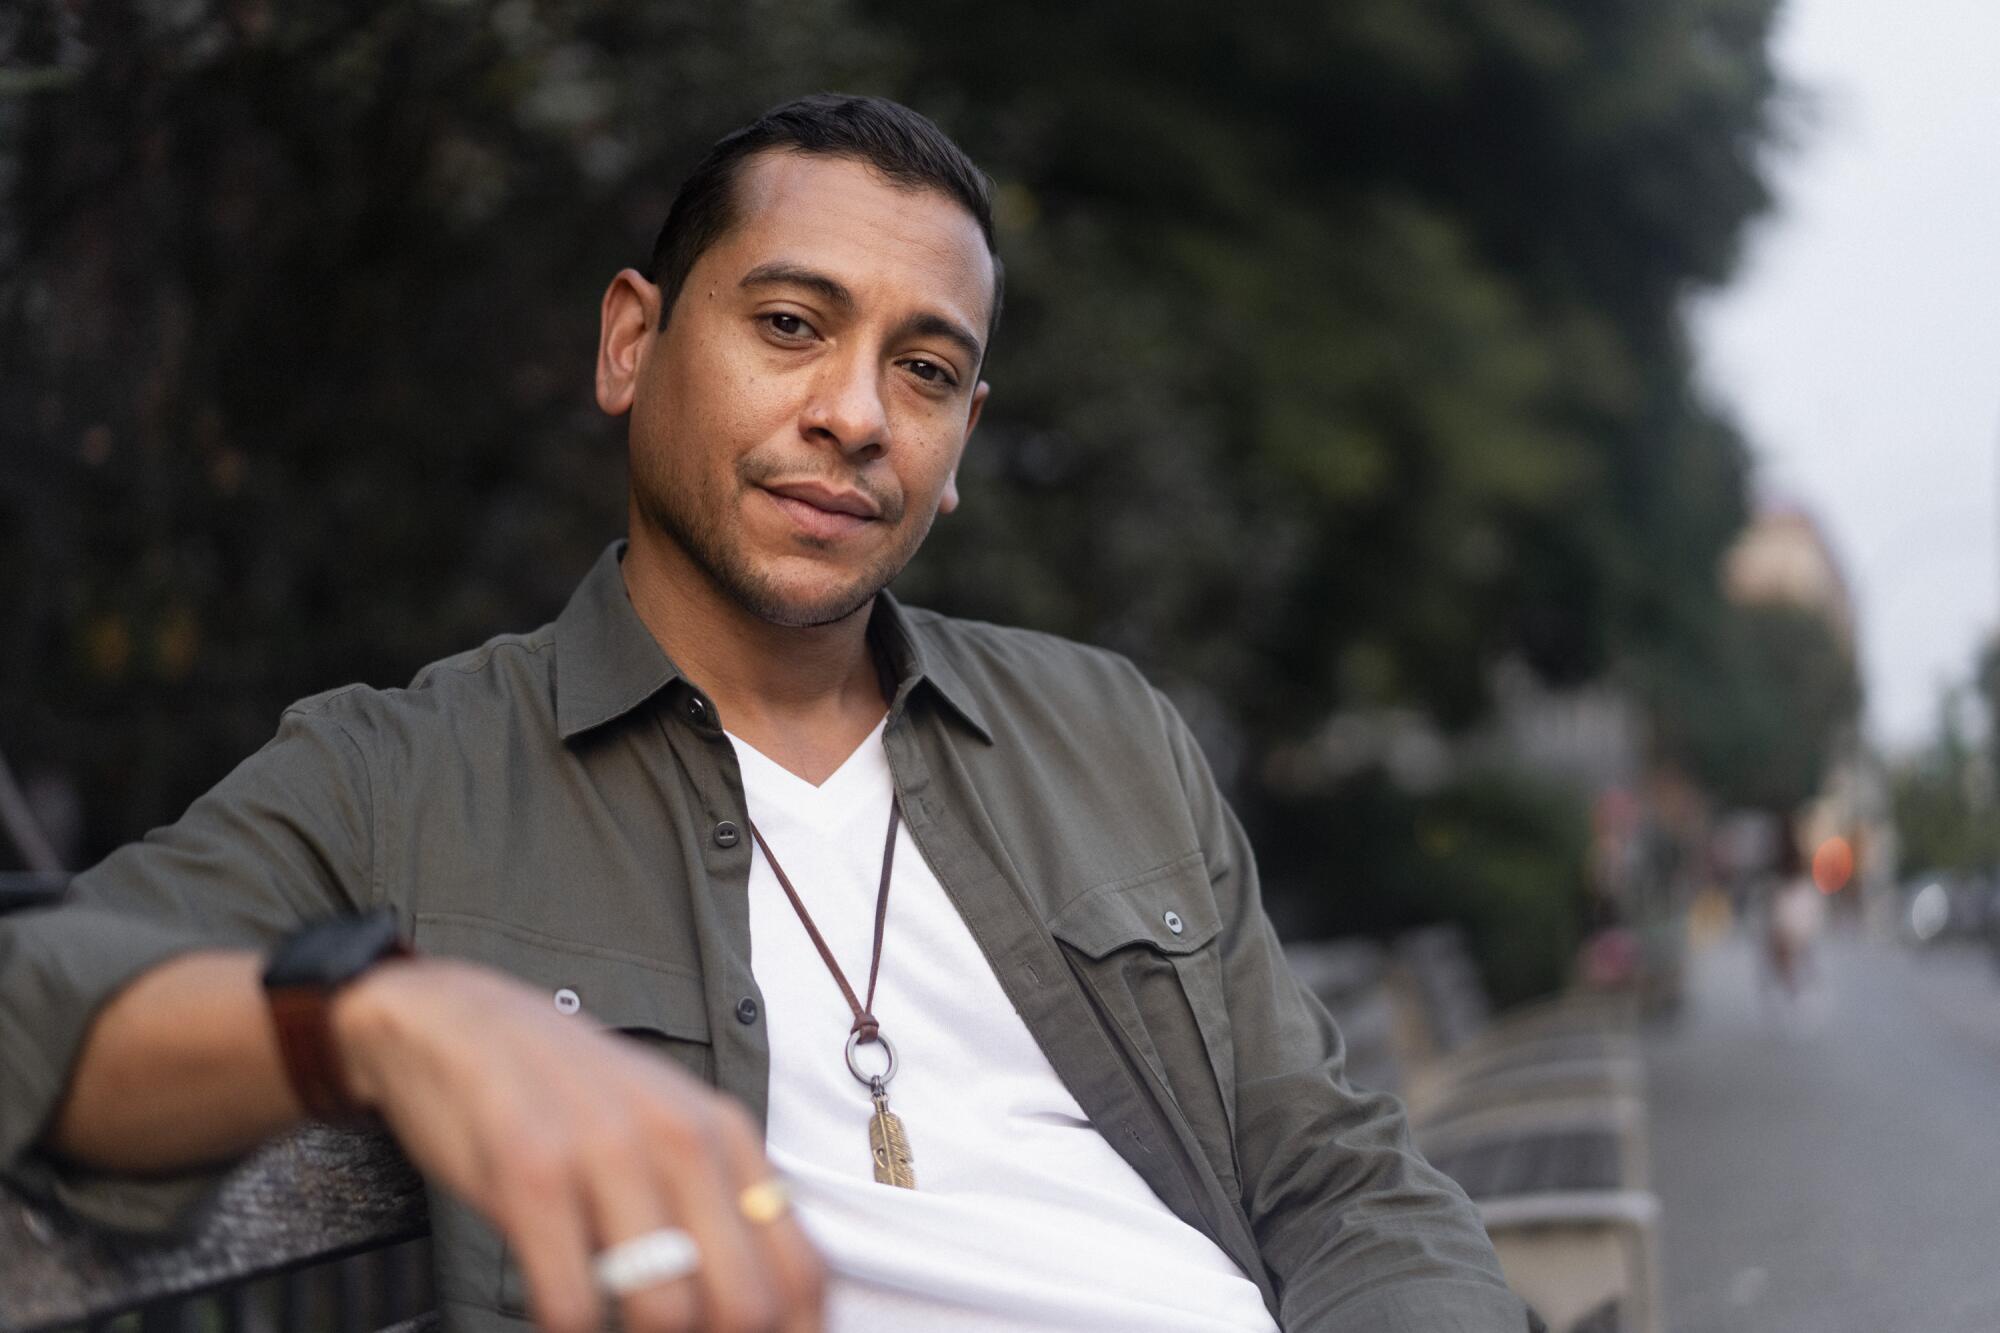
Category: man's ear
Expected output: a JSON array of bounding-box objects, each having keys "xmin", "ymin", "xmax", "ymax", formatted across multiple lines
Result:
[
  {"xmin": 939, "ymin": 379, "xmax": 990, "ymax": 516},
  {"xmin": 595, "ymin": 269, "xmax": 663, "ymax": 417}
]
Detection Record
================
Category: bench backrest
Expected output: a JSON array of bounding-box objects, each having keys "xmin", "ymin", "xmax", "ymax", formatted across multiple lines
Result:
[
  {"xmin": 1395, "ymin": 924, "xmax": 1493, "ymax": 1054},
  {"xmin": 1, "ymin": 1127, "xmax": 428, "ymax": 1332},
  {"xmin": 1284, "ymin": 938, "xmax": 1402, "ymax": 1094}
]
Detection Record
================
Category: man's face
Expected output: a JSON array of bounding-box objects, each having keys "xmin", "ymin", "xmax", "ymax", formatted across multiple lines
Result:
[{"xmin": 601, "ymin": 150, "xmax": 994, "ymax": 627}]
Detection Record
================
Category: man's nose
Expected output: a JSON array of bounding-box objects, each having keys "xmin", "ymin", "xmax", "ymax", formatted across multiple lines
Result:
[{"xmin": 800, "ymin": 347, "xmax": 889, "ymax": 457}]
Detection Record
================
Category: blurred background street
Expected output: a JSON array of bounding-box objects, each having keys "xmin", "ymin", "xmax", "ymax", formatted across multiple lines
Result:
[{"xmin": 1649, "ymin": 926, "xmax": 2000, "ymax": 1332}]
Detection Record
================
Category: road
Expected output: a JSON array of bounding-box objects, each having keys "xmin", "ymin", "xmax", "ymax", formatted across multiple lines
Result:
[{"xmin": 1644, "ymin": 926, "xmax": 2000, "ymax": 1332}]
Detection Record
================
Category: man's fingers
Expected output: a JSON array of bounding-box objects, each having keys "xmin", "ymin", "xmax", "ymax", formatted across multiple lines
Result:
[
  {"xmin": 646, "ymin": 1100, "xmax": 784, "ymax": 1333},
  {"xmin": 362, "ymin": 980, "xmax": 815, "ymax": 1333},
  {"xmin": 713, "ymin": 1118, "xmax": 826, "ymax": 1333},
  {"xmin": 578, "ymin": 1123, "xmax": 700, "ymax": 1333},
  {"xmin": 499, "ymin": 1154, "xmax": 602, "ymax": 1333}
]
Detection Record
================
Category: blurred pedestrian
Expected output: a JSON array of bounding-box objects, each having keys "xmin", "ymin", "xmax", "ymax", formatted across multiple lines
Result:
[{"xmin": 1765, "ymin": 839, "xmax": 1825, "ymax": 1004}]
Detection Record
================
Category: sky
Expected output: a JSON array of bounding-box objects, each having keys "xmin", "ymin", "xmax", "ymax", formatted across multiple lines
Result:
[{"xmin": 1691, "ymin": 0, "xmax": 2000, "ymax": 754}]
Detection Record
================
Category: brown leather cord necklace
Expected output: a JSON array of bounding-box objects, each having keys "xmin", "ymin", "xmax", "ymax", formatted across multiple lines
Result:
[{"xmin": 747, "ymin": 799, "xmax": 917, "ymax": 1189}]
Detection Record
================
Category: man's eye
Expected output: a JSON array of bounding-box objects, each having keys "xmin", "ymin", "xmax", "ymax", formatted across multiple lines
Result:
[
  {"xmin": 905, "ymin": 359, "xmax": 956, "ymax": 387},
  {"xmin": 763, "ymin": 313, "xmax": 811, "ymax": 339}
]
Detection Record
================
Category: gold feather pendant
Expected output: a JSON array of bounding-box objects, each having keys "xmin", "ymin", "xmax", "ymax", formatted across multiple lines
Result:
[{"xmin": 869, "ymin": 1088, "xmax": 917, "ymax": 1189}]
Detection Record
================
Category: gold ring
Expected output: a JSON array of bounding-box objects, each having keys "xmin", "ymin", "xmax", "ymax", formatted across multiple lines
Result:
[{"xmin": 738, "ymin": 1177, "xmax": 791, "ymax": 1225}]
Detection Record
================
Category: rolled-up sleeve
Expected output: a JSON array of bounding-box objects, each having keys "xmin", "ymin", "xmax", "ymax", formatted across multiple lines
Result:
[
  {"xmin": 1153, "ymin": 690, "xmax": 1535, "ymax": 1331},
  {"xmin": 0, "ymin": 692, "xmax": 375, "ymax": 1234}
]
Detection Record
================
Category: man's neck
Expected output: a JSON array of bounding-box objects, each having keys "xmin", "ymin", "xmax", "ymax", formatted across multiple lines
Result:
[{"xmin": 620, "ymin": 530, "xmax": 889, "ymax": 786}]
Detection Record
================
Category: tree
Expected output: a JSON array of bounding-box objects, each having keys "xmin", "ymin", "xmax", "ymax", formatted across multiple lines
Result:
[
  {"xmin": 881, "ymin": 0, "xmax": 1781, "ymax": 752},
  {"xmin": 1894, "ymin": 650, "xmax": 2000, "ymax": 880},
  {"xmin": 3, "ymin": 0, "xmax": 1791, "ymax": 997},
  {"xmin": 1648, "ymin": 601, "xmax": 1861, "ymax": 817},
  {"xmin": 1, "ymin": 1, "xmax": 886, "ymax": 845}
]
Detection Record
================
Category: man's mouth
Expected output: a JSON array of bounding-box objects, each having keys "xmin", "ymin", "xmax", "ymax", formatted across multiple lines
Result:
[
  {"xmin": 760, "ymin": 481, "xmax": 883, "ymax": 541},
  {"xmin": 763, "ymin": 480, "xmax": 883, "ymax": 519}
]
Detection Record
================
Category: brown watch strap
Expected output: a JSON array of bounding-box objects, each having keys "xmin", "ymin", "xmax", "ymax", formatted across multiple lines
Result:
[{"xmin": 267, "ymin": 942, "xmax": 410, "ymax": 1123}]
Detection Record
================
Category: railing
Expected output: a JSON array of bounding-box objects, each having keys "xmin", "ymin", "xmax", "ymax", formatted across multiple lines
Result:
[
  {"xmin": 1288, "ymin": 927, "xmax": 1658, "ymax": 1333},
  {"xmin": 1, "ymin": 1128, "xmax": 433, "ymax": 1333},
  {"xmin": 1, "ymin": 879, "xmax": 436, "ymax": 1332}
]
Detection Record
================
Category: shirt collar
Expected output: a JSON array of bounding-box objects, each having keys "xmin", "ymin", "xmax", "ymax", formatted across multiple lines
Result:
[
  {"xmin": 553, "ymin": 540, "xmax": 993, "ymax": 744},
  {"xmin": 552, "ymin": 542, "xmax": 682, "ymax": 739},
  {"xmin": 866, "ymin": 587, "xmax": 994, "ymax": 743}
]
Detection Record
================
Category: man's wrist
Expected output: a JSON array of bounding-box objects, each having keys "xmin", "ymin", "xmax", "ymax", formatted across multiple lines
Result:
[
  {"xmin": 262, "ymin": 911, "xmax": 411, "ymax": 1121},
  {"xmin": 325, "ymin": 955, "xmax": 419, "ymax": 1112}
]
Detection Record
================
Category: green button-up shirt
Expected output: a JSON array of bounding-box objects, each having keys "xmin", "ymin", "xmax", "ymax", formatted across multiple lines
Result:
[{"xmin": 1, "ymin": 542, "xmax": 1529, "ymax": 1330}]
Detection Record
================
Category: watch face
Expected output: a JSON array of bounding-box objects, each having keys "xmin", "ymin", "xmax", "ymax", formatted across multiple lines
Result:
[{"xmin": 263, "ymin": 909, "xmax": 404, "ymax": 989}]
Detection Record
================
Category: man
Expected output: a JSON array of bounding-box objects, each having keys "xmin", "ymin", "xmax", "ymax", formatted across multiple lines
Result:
[{"xmin": 0, "ymin": 95, "xmax": 1533, "ymax": 1332}]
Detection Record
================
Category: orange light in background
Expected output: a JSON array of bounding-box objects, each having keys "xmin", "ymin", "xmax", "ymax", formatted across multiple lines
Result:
[{"xmin": 1812, "ymin": 836, "xmax": 1854, "ymax": 894}]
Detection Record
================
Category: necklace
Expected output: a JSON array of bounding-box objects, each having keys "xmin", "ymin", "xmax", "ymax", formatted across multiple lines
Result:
[{"xmin": 747, "ymin": 799, "xmax": 917, "ymax": 1189}]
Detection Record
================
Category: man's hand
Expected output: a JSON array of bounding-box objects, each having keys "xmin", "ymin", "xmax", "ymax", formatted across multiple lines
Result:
[
  {"xmin": 46, "ymin": 948, "xmax": 822, "ymax": 1330},
  {"xmin": 333, "ymin": 957, "xmax": 825, "ymax": 1333}
]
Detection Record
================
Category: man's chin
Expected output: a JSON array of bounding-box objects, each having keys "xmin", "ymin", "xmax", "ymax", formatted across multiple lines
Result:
[
  {"xmin": 641, "ymin": 505, "xmax": 901, "ymax": 628},
  {"xmin": 734, "ymin": 571, "xmax": 884, "ymax": 629}
]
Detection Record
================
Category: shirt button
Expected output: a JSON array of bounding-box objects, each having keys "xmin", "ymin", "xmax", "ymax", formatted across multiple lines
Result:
[
  {"xmin": 685, "ymin": 695, "xmax": 710, "ymax": 725},
  {"xmin": 1163, "ymin": 910, "xmax": 1184, "ymax": 935},
  {"xmin": 735, "ymin": 997, "xmax": 760, "ymax": 1025},
  {"xmin": 553, "ymin": 987, "xmax": 581, "ymax": 1015},
  {"xmin": 714, "ymin": 820, "xmax": 741, "ymax": 848}
]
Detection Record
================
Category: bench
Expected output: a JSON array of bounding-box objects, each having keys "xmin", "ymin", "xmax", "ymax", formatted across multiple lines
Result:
[
  {"xmin": 1287, "ymin": 927, "xmax": 1661, "ymax": 1333},
  {"xmin": 5, "ymin": 893, "xmax": 1647, "ymax": 1330},
  {"xmin": 1, "ymin": 881, "xmax": 430, "ymax": 1332},
  {"xmin": 1, "ymin": 1129, "xmax": 432, "ymax": 1333}
]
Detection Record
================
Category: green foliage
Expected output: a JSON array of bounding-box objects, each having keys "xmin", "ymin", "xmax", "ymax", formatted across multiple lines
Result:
[
  {"xmin": 1976, "ymin": 636, "xmax": 2000, "ymax": 780},
  {"xmin": 888, "ymin": 0, "xmax": 1777, "ymax": 743},
  {"xmin": 3, "ymin": 0, "xmax": 1786, "ymax": 977},
  {"xmin": 1892, "ymin": 688, "xmax": 2000, "ymax": 879},
  {"xmin": 1259, "ymin": 769, "xmax": 1590, "ymax": 1005},
  {"xmin": 1416, "ymin": 776, "xmax": 1593, "ymax": 1007},
  {"xmin": 1646, "ymin": 601, "xmax": 1861, "ymax": 815},
  {"xmin": 2, "ymin": 0, "xmax": 889, "ymax": 834}
]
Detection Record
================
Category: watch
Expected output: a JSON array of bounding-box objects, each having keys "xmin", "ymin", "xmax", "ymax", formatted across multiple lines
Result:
[{"xmin": 262, "ymin": 908, "xmax": 412, "ymax": 1123}]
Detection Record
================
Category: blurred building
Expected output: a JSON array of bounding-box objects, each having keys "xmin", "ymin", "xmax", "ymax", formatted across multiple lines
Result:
[
  {"xmin": 1723, "ymin": 503, "xmax": 1891, "ymax": 921},
  {"xmin": 1723, "ymin": 504, "xmax": 1856, "ymax": 649}
]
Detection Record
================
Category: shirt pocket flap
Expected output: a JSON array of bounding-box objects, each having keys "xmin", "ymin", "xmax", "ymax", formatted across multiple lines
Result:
[
  {"xmin": 411, "ymin": 912, "xmax": 710, "ymax": 1043},
  {"xmin": 1045, "ymin": 853, "xmax": 1222, "ymax": 959}
]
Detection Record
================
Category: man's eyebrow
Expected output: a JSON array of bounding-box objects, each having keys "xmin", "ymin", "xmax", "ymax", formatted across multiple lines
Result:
[
  {"xmin": 739, "ymin": 261, "xmax": 984, "ymax": 370},
  {"xmin": 893, "ymin": 312, "xmax": 985, "ymax": 372},
  {"xmin": 738, "ymin": 262, "xmax": 854, "ymax": 310}
]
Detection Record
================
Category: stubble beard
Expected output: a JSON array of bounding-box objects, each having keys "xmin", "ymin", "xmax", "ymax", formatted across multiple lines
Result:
[{"xmin": 632, "ymin": 452, "xmax": 929, "ymax": 629}]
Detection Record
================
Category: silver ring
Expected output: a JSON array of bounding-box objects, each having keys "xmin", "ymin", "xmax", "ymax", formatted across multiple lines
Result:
[
  {"xmin": 844, "ymin": 1029, "xmax": 897, "ymax": 1089},
  {"xmin": 593, "ymin": 1226, "xmax": 700, "ymax": 1296}
]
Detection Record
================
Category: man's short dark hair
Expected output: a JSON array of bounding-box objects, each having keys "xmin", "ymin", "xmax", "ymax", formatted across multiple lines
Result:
[{"xmin": 645, "ymin": 93, "xmax": 1004, "ymax": 348}]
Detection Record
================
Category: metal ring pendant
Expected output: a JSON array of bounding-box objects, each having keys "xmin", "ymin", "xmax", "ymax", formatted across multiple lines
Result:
[{"xmin": 844, "ymin": 1029, "xmax": 897, "ymax": 1089}]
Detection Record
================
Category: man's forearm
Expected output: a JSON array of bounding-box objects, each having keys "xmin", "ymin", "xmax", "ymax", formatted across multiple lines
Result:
[
  {"xmin": 45, "ymin": 950, "xmax": 305, "ymax": 1172},
  {"xmin": 47, "ymin": 943, "xmax": 831, "ymax": 1332}
]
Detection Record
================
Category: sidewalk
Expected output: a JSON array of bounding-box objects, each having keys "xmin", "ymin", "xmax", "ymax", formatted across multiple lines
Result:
[{"xmin": 1644, "ymin": 928, "xmax": 2000, "ymax": 1332}]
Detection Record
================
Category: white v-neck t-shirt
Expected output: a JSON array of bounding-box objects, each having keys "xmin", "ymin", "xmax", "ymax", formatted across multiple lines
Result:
[{"xmin": 728, "ymin": 718, "xmax": 1279, "ymax": 1332}]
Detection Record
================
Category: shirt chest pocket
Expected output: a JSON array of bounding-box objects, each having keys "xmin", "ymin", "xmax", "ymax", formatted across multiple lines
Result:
[
  {"xmin": 411, "ymin": 911, "xmax": 712, "ymax": 1056},
  {"xmin": 407, "ymin": 913, "xmax": 713, "ymax": 1318},
  {"xmin": 1045, "ymin": 854, "xmax": 1240, "ymax": 1190}
]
